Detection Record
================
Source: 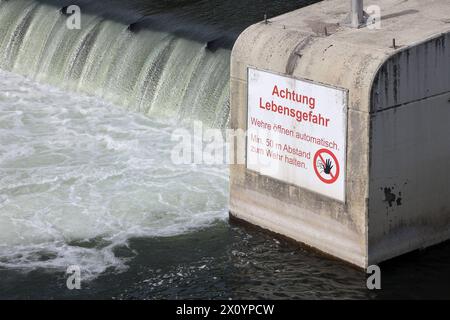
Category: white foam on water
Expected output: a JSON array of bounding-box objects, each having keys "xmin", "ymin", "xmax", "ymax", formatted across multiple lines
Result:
[{"xmin": 0, "ymin": 70, "xmax": 228, "ymax": 279}]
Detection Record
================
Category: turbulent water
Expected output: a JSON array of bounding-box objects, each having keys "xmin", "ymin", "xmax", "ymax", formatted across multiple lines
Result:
[{"xmin": 0, "ymin": 70, "xmax": 228, "ymax": 278}]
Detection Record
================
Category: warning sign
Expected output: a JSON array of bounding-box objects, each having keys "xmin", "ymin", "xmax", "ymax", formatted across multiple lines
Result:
[
  {"xmin": 246, "ymin": 68, "xmax": 347, "ymax": 202},
  {"xmin": 313, "ymin": 148, "xmax": 340, "ymax": 184}
]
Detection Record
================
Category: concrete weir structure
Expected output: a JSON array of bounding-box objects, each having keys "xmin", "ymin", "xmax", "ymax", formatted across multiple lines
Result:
[{"xmin": 229, "ymin": 0, "xmax": 450, "ymax": 268}]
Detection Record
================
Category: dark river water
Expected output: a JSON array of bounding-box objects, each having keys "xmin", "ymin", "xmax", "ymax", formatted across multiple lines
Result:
[{"xmin": 2, "ymin": 218, "xmax": 450, "ymax": 299}]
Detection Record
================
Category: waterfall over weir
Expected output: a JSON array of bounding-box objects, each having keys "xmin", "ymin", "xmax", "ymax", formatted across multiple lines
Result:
[
  {"xmin": 0, "ymin": 0, "xmax": 231, "ymax": 278},
  {"xmin": 0, "ymin": 0, "xmax": 230, "ymax": 128}
]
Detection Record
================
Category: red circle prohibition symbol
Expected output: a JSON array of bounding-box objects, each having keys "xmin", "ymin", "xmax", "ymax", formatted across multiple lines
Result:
[{"xmin": 313, "ymin": 148, "xmax": 340, "ymax": 184}]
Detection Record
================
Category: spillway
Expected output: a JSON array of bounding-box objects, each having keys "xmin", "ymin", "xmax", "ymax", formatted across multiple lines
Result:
[{"xmin": 0, "ymin": 0, "xmax": 231, "ymax": 128}]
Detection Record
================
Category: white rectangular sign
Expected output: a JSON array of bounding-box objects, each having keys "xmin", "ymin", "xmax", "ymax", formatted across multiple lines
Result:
[{"xmin": 246, "ymin": 68, "xmax": 347, "ymax": 202}]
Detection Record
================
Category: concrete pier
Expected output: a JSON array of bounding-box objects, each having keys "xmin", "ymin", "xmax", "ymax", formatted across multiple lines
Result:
[{"xmin": 229, "ymin": 0, "xmax": 450, "ymax": 268}]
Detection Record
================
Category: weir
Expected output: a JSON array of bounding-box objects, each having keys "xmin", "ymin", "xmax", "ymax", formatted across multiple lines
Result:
[
  {"xmin": 0, "ymin": 0, "xmax": 230, "ymax": 128},
  {"xmin": 230, "ymin": 0, "xmax": 450, "ymax": 267}
]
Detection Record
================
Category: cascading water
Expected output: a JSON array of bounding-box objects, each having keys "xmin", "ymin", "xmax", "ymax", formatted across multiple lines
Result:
[{"xmin": 0, "ymin": 0, "xmax": 230, "ymax": 278}]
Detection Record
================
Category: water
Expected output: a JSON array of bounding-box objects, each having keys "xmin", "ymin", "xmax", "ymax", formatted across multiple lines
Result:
[
  {"xmin": 1, "ymin": 0, "xmax": 450, "ymax": 300},
  {"xmin": 0, "ymin": 69, "xmax": 228, "ymax": 280}
]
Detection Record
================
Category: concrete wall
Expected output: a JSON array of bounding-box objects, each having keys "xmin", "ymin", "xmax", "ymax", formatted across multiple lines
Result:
[
  {"xmin": 230, "ymin": 0, "xmax": 450, "ymax": 268},
  {"xmin": 230, "ymin": 3, "xmax": 373, "ymax": 268},
  {"xmin": 368, "ymin": 33, "xmax": 450, "ymax": 264}
]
